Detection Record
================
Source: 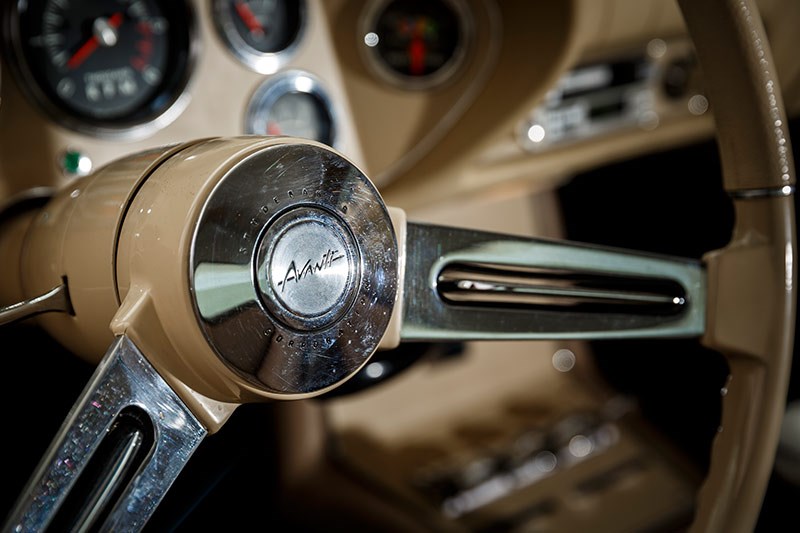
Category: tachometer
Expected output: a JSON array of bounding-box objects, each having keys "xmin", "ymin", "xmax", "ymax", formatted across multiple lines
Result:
[{"xmin": 5, "ymin": 0, "xmax": 194, "ymax": 136}]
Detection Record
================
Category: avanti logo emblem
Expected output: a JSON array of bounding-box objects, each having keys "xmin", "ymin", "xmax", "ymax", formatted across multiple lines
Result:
[{"xmin": 276, "ymin": 249, "xmax": 345, "ymax": 292}]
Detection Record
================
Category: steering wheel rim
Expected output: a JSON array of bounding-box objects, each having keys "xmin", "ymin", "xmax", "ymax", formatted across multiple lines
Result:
[{"xmin": 680, "ymin": 0, "xmax": 795, "ymax": 530}]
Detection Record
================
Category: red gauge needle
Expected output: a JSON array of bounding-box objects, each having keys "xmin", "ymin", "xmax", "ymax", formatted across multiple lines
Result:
[
  {"xmin": 266, "ymin": 121, "xmax": 282, "ymax": 135},
  {"xmin": 409, "ymin": 36, "xmax": 426, "ymax": 76},
  {"xmin": 67, "ymin": 12, "xmax": 123, "ymax": 70},
  {"xmin": 235, "ymin": 1, "xmax": 264, "ymax": 36}
]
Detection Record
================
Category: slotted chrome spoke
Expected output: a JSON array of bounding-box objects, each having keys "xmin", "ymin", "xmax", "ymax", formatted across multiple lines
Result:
[
  {"xmin": 4, "ymin": 337, "xmax": 207, "ymax": 533},
  {"xmin": 400, "ymin": 223, "xmax": 705, "ymax": 341}
]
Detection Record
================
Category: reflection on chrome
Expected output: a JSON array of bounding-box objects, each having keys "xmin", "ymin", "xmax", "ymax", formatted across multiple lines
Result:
[
  {"xmin": 4, "ymin": 337, "xmax": 206, "ymax": 532},
  {"xmin": 402, "ymin": 222, "xmax": 705, "ymax": 342},
  {"xmin": 194, "ymin": 262, "xmax": 254, "ymax": 319}
]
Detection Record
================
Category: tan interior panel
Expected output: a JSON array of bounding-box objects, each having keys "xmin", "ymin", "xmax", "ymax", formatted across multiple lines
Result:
[{"xmin": 1, "ymin": 0, "xmax": 798, "ymax": 530}]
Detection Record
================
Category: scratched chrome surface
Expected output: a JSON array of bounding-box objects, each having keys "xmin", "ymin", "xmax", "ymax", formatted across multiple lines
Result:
[
  {"xmin": 4, "ymin": 336, "xmax": 206, "ymax": 532},
  {"xmin": 190, "ymin": 142, "xmax": 397, "ymax": 397}
]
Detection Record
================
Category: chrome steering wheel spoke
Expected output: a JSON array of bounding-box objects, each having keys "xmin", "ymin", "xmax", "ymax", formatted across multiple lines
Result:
[
  {"xmin": 4, "ymin": 336, "xmax": 206, "ymax": 533},
  {"xmin": 399, "ymin": 222, "xmax": 705, "ymax": 342}
]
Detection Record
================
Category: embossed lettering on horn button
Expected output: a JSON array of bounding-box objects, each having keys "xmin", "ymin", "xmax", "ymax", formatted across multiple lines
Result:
[{"xmin": 256, "ymin": 207, "xmax": 360, "ymax": 331}]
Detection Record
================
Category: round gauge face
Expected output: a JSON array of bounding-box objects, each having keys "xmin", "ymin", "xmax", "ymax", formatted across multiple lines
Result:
[
  {"xmin": 246, "ymin": 72, "xmax": 335, "ymax": 146},
  {"xmin": 213, "ymin": 0, "xmax": 304, "ymax": 73},
  {"xmin": 362, "ymin": 0, "xmax": 470, "ymax": 88},
  {"xmin": 264, "ymin": 91, "xmax": 332, "ymax": 143},
  {"xmin": 8, "ymin": 0, "xmax": 193, "ymax": 132}
]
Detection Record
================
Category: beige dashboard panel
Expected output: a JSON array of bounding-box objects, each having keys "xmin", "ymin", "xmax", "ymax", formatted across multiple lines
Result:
[
  {"xmin": 323, "ymin": 0, "xmax": 504, "ymax": 184},
  {"xmin": 384, "ymin": 0, "xmax": 800, "ymax": 211},
  {"xmin": 1, "ymin": 0, "xmax": 798, "ymax": 215},
  {"xmin": 379, "ymin": 1, "xmax": 582, "ymax": 202}
]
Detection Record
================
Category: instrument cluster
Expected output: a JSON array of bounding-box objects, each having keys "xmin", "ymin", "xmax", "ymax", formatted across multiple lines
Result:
[{"xmin": 2, "ymin": 0, "xmax": 475, "ymax": 149}]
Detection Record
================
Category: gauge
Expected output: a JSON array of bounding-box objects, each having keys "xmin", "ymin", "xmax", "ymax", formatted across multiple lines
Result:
[
  {"xmin": 360, "ymin": 0, "xmax": 472, "ymax": 89},
  {"xmin": 245, "ymin": 71, "xmax": 335, "ymax": 147},
  {"xmin": 5, "ymin": 0, "xmax": 194, "ymax": 137},
  {"xmin": 213, "ymin": 0, "xmax": 305, "ymax": 74}
]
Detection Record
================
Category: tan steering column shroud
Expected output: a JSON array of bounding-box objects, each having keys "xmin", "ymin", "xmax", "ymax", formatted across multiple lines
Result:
[{"xmin": 19, "ymin": 143, "xmax": 200, "ymax": 362}]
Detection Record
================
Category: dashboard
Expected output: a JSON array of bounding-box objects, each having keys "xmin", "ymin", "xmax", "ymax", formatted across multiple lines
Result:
[
  {"xmin": 1, "ymin": 0, "xmax": 503, "ymax": 198},
  {"xmin": 3, "ymin": 0, "xmax": 797, "ymax": 213},
  {"xmin": 2, "ymin": 0, "xmax": 800, "ymax": 531}
]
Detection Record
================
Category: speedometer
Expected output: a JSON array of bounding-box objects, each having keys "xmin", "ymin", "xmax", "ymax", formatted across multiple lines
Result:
[{"xmin": 5, "ymin": 0, "xmax": 194, "ymax": 137}]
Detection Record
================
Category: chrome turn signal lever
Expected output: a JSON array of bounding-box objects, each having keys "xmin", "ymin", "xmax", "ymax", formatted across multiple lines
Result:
[{"xmin": 1, "ymin": 138, "xmax": 704, "ymax": 531}]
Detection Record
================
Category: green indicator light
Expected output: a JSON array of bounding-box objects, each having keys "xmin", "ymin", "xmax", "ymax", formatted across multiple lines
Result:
[
  {"xmin": 63, "ymin": 151, "xmax": 81, "ymax": 173},
  {"xmin": 61, "ymin": 150, "xmax": 92, "ymax": 176}
]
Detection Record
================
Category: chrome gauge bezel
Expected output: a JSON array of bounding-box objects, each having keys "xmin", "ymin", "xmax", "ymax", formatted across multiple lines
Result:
[
  {"xmin": 2, "ymin": 0, "xmax": 199, "ymax": 140},
  {"xmin": 212, "ymin": 0, "xmax": 307, "ymax": 75},
  {"xmin": 245, "ymin": 70, "xmax": 337, "ymax": 148},
  {"xmin": 358, "ymin": 0, "xmax": 474, "ymax": 91}
]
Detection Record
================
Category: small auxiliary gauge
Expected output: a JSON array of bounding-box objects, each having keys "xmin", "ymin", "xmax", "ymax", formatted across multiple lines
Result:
[
  {"xmin": 213, "ymin": 0, "xmax": 305, "ymax": 74},
  {"xmin": 360, "ymin": 0, "xmax": 472, "ymax": 89},
  {"xmin": 245, "ymin": 71, "xmax": 335, "ymax": 147}
]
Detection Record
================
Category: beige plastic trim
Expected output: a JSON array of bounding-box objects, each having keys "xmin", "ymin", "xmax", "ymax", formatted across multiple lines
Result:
[
  {"xmin": 0, "ymin": 209, "xmax": 35, "ymax": 307},
  {"xmin": 15, "ymin": 135, "xmax": 391, "ymax": 431},
  {"xmin": 380, "ymin": 1, "xmax": 582, "ymax": 208},
  {"xmin": 112, "ymin": 138, "xmax": 282, "ymax": 410},
  {"xmin": 9, "ymin": 138, "xmax": 245, "ymax": 432},
  {"xmin": 680, "ymin": 0, "xmax": 797, "ymax": 531},
  {"xmin": 378, "ymin": 206, "xmax": 406, "ymax": 351},
  {"xmin": 698, "ymin": 197, "xmax": 795, "ymax": 532},
  {"xmin": 19, "ymin": 142, "xmax": 200, "ymax": 362},
  {"xmin": 272, "ymin": 400, "xmax": 430, "ymax": 530}
]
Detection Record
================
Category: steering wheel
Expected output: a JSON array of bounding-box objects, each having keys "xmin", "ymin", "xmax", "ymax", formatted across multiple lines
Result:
[{"xmin": 0, "ymin": 0, "xmax": 794, "ymax": 531}]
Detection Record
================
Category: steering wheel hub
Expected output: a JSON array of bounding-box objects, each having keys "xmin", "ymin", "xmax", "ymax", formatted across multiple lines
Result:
[{"xmin": 188, "ymin": 141, "xmax": 398, "ymax": 397}]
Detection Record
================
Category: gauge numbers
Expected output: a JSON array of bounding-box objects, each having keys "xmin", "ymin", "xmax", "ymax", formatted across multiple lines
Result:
[{"xmin": 8, "ymin": 0, "xmax": 194, "ymax": 135}]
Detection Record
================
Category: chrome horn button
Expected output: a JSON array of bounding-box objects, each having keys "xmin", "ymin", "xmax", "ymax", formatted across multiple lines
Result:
[
  {"xmin": 256, "ymin": 207, "xmax": 360, "ymax": 330},
  {"xmin": 189, "ymin": 140, "xmax": 397, "ymax": 397}
]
